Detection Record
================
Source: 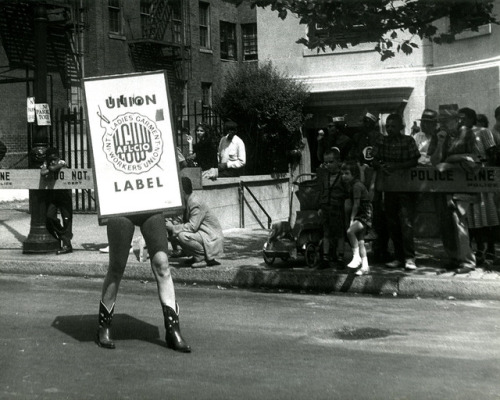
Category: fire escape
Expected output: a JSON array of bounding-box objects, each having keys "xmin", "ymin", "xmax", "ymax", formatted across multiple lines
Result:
[
  {"xmin": 127, "ymin": 0, "xmax": 190, "ymax": 111},
  {"xmin": 0, "ymin": 1, "xmax": 80, "ymax": 89}
]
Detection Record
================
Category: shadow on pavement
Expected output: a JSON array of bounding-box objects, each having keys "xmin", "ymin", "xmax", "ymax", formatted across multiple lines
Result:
[
  {"xmin": 81, "ymin": 242, "xmax": 109, "ymax": 251},
  {"xmin": 223, "ymin": 230, "xmax": 268, "ymax": 260},
  {"xmin": 52, "ymin": 314, "xmax": 163, "ymax": 347},
  {"xmin": 226, "ymin": 236, "xmax": 458, "ymax": 295},
  {"xmin": 0, "ymin": 219, "xmax": 27, "ymax": 244}
]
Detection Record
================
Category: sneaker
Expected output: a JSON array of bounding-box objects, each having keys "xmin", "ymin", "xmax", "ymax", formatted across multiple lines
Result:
[
  {"xmin": 355, "ymin": 266, "xmax": 370, "ymax": 276},
  {"xmin": 404, "ymin": 259, "xmax": 417, "ymax": 270},
  {"xmin": 386, "ymin": 260, "xmax": 404, "ymax": 269},
  {"xmin": 455, "ymin": 265, "xmax": 475, "ymax": 274},
  {"xmin": 347, "ymin": 255, "xmax": 362, "ymax": 269}
]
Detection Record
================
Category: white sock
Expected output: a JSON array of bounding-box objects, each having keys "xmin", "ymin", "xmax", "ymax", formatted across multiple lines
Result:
[{"xmin": 352, "ymin": 247, "xmax": 360, "ymax": 259}]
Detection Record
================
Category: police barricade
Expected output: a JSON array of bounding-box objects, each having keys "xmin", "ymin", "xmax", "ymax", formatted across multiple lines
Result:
[
  {"xmin": 0, "ymin": 167, "xmax": 202, "ymax": 190},
  {"xmin": 375, "ymin": 165, "xmax": 500, "ymax": 237},
  {"xmin": 378, "ymin": 165, "xmax": 500, "ymax": 193}
]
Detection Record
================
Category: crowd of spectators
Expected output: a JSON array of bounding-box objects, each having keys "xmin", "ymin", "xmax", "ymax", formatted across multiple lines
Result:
[{"xmin": 315, "ymin": 105, "xmax": 500, "ymax": 274}]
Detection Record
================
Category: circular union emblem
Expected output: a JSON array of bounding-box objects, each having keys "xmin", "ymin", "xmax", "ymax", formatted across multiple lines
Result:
[
  {"xmin": 362, "ymin": 146, "xmax": 373, "ymax": 161},
  {"xmin": 102, "ymin": 112, "xmax": 163, "ymax": 174}
]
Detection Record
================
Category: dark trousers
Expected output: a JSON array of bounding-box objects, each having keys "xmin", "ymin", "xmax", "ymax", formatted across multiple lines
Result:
[
  {"xmin": 371, "ymin": 190, "xmax": 390, "ymax": 256},
  {"xmin": 384, "ymin": 192, "xmax": 416, "ymax": 262},
  {"xmin": 218, "ymin": 167, "xmax": 243, "ymax": 178},
  {"xmin": 434, "ymin": 194, "xmax": 475, "ymax": 268},
  {"xmin": 46, "ymin": 190, "xmax": 73, "ymax": 246}
]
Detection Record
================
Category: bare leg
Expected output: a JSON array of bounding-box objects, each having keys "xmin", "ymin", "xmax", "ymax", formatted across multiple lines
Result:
[
  {"xmin": 140, "ymin": 214, "xmax": 177, "ymax": 310},
  {"xmin": 347, "ymin": 221, "xmax": 363, "ymax": 268},
  {"xmin": 150, "ymin": 250, "xmax": 176, "ymax": 310},
  {"xmin": 359, "ymin": 239, "xmax": 367, "ymax": 259},
  {"xmin": 101, "ymin": 217, "xmax": 135, "ymax": 309}
]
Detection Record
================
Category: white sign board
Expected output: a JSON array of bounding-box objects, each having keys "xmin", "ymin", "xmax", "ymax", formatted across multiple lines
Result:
[
  {"xmin": 35, "ymin": 103, "xmax": 51, "ymax": 125},
  {"xmin": 83, "ymin": 71, "xmax": 184, "ymax": 223},
  {"xmin": 27, "ymin": 97, "xmax": 35, "ymax": 123}
]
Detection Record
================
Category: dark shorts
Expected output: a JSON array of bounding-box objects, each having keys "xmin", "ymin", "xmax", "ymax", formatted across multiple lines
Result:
[
  {"xmin": 107, "ymin": 213, "xmax": 169, "ymax": 258},
  {"xmin": 321, "ymin": 204, "xmax": 345, "ymax": 239},
  {"xmin": 354, "ymin": 202, "xmax": 373, "ymax": 230}
]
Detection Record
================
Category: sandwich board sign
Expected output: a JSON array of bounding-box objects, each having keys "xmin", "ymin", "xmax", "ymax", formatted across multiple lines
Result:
[{"xmin": 83, "ymin": 71, "xmax": 184, "ymax": 224}]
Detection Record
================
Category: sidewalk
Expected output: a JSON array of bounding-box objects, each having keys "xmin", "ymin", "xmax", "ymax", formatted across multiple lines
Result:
[{"xmin": 1, "ymin": 203, "xmax": 500, "ymax": 300}]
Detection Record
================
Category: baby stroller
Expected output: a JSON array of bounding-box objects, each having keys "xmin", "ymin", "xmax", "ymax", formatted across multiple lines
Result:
[{"xmin": 262, "ymin": 173, "xmax": 323, "ymax": 267}]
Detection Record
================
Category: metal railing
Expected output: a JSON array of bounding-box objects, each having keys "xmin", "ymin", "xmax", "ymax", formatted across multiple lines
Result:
[
  {"xmin": 239, "ymin": 182, "xmax": 272, "ymax": 229},
  {"xmin": 51, "ymin": 106, "xmax": 95, "ymax": 213}
]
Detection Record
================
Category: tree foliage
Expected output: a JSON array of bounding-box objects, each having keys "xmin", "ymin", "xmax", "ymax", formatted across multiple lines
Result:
[
  {"xmin": 250, "ymin": 0, "xmax": 498, "ymax": 60},
  {"xmin": 214, "ymin": 62, "xmax": 309, "ymax": 174}
]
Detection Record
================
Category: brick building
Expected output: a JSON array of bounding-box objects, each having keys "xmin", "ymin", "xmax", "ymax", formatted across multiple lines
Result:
[{"xmin": 0, "ymin": 0, "xmax": 258, "ymax": 169}]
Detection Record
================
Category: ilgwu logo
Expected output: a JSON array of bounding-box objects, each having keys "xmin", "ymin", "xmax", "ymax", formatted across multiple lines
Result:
[{"xmin": 102, "ymin": 112, "xmax": 163, "ymax": 174}]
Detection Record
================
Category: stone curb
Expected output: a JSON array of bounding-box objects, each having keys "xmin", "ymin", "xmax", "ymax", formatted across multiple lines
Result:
[{"xmin": 2, "ymin": 259, "xmax": 500, "ymax": 300}]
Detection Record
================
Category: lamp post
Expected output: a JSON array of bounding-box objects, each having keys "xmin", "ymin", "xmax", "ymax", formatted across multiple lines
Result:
[{"xmin": 22, "ymin": 4, "xmax": 59, "ymax": 253}]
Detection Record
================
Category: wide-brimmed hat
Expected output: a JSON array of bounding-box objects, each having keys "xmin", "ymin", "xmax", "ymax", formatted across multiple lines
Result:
[
  {"xmin": 420, "ymin": 109, "xmax": 438, "ymax": 121},
  {"xmin": 364, "ymin": 112, "xmax": 378, "ymax": 122},
  {"xmin": 438, "ymin": 104, "xmax": 459, "ymax": 121}
]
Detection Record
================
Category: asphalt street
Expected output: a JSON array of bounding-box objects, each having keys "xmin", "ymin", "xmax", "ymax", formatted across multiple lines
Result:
[{"xmin": 1, "ymin": 274, "xmax": 500, "ymax": 400}]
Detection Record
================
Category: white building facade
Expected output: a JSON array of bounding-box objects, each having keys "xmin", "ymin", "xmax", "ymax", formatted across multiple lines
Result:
[{"xmin": 257, "ymin": 3, "xmax": 500, "ymax": 141}]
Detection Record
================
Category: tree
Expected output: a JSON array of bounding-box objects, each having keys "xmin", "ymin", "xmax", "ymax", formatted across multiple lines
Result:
[
  {"xmin": 251, "ymin": 0, "xmax": 498, "ymax": 60},
  {"xmin": 214, "ymin": 62, "xmax": 309, "ymax": 174}
]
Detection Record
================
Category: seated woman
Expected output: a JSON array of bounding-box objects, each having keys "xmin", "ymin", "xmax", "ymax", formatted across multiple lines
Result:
[{"xmin": 187, "ymin": 123, "xmax": 219, "ymax": 179}]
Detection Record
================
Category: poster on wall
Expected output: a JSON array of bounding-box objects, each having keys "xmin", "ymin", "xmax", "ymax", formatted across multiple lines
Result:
[{"xmin": 83, "ymin": 71, "xmax": 184, "ymax": 224}]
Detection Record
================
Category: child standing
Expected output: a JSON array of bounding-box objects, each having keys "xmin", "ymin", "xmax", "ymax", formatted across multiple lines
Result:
[
  {"xmin": 317, "ymin": 148, "xmax": 348, "ymax": 268},
  {"xmin": 342, "ymin": 162, "xmax": 373, "ymax": 275}
]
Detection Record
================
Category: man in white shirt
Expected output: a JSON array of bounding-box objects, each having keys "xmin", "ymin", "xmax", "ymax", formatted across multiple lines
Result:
[
  {"xmin": 414, "ymin": 109, "xmax": 438, "ymax": 165},
  {"xmin": 218, "ymin": 120, "xmax": 246, "ymax": 177}
]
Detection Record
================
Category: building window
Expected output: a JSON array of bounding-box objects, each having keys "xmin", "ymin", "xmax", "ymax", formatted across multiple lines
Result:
[
  {"xmin": 140, "ymin": 0, "xmax": 152, "ymax": 37},
  {"xmin": 108, "ymin": 0, "xmax": 122, "ymax": 34},
  {"xmin": 242, "ymin": 23, "xmax": 257, "ymax": 61},
  {"xmin": 449, "ymin": 5, "xmax": 491, "ymax": 40},
  {"xmin": 201, "ymin": 82, "xmax": 212, "ymax": 107},
  {"xmin": 172, "ymin": 0, "xmax": 183, "ymax": 44},
  {"xmin": 308, "ymin": 23, "xmax": 369, "ymax": 47},
  {"xmin": 199, "ymin": 2, "xmax": 210, "ymax": 49},
  {"xmin": 220, "ymin": 21, "xmax": 237, "ymax": 61}
]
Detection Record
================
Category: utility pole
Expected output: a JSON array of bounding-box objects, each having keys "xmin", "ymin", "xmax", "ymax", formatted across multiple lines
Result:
[{"xmin": 23, "ymin": 4, "xmax": 59, "ymax": 253}]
